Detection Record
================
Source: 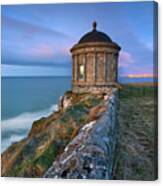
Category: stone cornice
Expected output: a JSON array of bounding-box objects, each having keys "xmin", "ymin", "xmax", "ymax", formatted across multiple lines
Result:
[{"xmin": 70, "ymin": 42, "xmax": 121, "ymax": 53}]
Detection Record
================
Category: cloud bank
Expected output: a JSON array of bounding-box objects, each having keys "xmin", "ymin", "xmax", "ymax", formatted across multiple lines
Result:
[{"xmin": 1, "ymin": 2, "xmax": 155, "ymax": 76}]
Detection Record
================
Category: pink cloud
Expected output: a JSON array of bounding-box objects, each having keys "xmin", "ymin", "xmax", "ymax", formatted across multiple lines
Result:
[
  {"xmin": 119, "ymin": 51, "xmax": 134, "ymax": 67},
  {"xmin": 29, "ymin": 44, "xmax": 55, "ymax": 58},
  {"xmin": 127, "ymin": 73, "xmax": 155, "ymax": 78},
  {"xmin": 27, "ymin": 44, "xmax": 70, "ymax": 61}
]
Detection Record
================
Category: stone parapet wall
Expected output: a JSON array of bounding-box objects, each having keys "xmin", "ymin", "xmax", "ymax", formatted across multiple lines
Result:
[{"xmin": 44, "ymin": 88, "xmax": 119, "ymax": 179}]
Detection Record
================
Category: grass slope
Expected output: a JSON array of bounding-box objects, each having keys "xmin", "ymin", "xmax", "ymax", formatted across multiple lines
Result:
[{"xmin": 113, "ymin": 85, "xmax": 157, "ymax": 180}]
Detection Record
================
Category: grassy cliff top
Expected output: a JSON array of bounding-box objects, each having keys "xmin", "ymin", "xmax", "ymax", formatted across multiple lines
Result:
[{"xmin": 113, "ymin": 85, "xmax": 157, "ymax": 180}]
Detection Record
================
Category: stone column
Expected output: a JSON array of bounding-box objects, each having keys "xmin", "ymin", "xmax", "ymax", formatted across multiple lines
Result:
[
  {"xmin": 72, "ymin": 55, "xmax": 75, "ymax": 82},
  {"xmin": 115, "ymin": 54, "xmax": 119, "ymax": 82},
  {"xmin": 84, "ymin": 53, "xmax": 87, "ymax": 82},
  {"xmin": 113, "ymin": 54, "xmax": 118, "ymax": 82},
  {"xmin": 94, "ymin": 52, "xmax": 97, "ymax": 83},
  {"xmin": 75, "ymin": 54, "xmax": 79, "ymax": 82},
  {"xmin": 110, "ymin": 54, "xmax": 115, "ymax": 82},
  {"xmin": 106, "ymin": 53, "xmax": 112, "ymax": 82},
  {"xmin": 104, "ymin": 52, "xmax": 107, "ymax": 83}
]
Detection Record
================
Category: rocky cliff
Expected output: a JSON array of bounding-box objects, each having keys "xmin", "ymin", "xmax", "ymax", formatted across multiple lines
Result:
[
  {"xmin": 44, "ymin": 89, "xmax": 119, "ymax": 179},
  {"xmin": 1, "ymin": 88, "xmax": 119, "ymax": 179}
]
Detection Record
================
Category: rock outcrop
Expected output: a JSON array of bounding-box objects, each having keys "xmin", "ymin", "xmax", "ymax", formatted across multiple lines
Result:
[
  {"xmin": 44, "ymin": 89, "xmax": 119, "ymax": 179},
  {"xmin": 2, "ymin": 89, "xmax": 118, "ymax": 178}
]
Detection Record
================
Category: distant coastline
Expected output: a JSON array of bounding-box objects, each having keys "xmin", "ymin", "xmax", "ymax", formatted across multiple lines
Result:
[{"xmin": 1, "ymin": 76, "xmax": 157, "ymax": 83}]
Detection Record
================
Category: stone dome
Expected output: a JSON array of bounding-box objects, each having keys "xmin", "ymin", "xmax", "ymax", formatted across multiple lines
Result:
[{"xmin": 78, "ymin": 21, "xmax": 112, "ymax": 44}]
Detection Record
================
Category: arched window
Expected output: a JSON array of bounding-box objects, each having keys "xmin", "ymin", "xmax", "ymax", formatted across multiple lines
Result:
[{"xmin": 78, "ymin": 64, "xmax": 85, "ymax": 79}]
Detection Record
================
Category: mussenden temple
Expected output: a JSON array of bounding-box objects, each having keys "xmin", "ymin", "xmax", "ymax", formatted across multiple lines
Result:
[{"xmin": 71, "ymin": 22, "xmax": 121, "ymax": 93}]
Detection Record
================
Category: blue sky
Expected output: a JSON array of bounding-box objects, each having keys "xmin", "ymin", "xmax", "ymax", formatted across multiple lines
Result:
[{"xmin": 1, "ymin": 1, "xmax": 156, "ymax": 77}]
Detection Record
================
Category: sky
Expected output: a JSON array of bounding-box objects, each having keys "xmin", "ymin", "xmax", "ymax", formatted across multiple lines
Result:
[{"xmin": 1, "ymin": 1, "xmax": 156, "ymax": 77}]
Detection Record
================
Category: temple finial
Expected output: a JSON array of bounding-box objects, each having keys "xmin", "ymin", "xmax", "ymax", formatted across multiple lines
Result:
[{"xmin": 92, "ymin": 21, "xmax": 97, "ymax": 31}]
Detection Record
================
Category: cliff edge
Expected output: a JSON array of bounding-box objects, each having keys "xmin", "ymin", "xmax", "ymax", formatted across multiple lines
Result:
[
  {"xmin": 44, "ymin": 89, "xmax": 118, "ymax": 179},
  {"xmin": 1, "ymin": 88, "xmax": 118, "ymax": 178}
]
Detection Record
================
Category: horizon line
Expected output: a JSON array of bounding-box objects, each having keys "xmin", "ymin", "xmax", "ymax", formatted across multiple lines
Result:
[{"xmin": 1, "ymin": 75, "xmax": 156, "ymax": 78}]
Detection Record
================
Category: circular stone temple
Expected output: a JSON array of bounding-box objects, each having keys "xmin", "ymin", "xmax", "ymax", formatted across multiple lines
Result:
[{"xmin": 70, "ymin": 22, "xmax": 121, "ymax": 93}]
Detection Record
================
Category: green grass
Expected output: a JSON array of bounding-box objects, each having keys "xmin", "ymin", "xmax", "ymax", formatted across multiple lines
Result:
[
  {"xmin": 113, "ymin": 85, "xmax": 157, "ymax": 180},
  {"xmin": 34, "ymin": 142, "xmax": 58, "ymax": 170},
  {"xmin": 119, "ymin": 85, "xmax": 155, "ymax": 99},
  {"xmin": 59, "ymin": 96, "xmax": 102, "ymax": 125}
]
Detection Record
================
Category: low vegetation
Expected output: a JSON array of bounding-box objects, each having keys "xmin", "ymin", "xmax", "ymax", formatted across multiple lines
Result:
[
  {"xmin": 1, "ymin": 92, "xmax": 104, "ymax": 177},
  {"xmin": 113, "ymin": 84, "xmax": 157, "ymax": 180}
]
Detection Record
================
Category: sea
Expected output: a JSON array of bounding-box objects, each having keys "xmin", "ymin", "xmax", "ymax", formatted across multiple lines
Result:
[{"xmin": 1, "ymin": 76, "xmax": 154, "ymax": 152}]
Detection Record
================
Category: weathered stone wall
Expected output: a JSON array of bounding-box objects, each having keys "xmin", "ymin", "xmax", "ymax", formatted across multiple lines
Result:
[{"xmin": 44, "ymin": 89, "xmax": 119, "ymax": 179}]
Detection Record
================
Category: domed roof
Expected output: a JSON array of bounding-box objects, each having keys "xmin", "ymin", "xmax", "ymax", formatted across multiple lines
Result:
[{"xmin": 78, "ymin": 22, "xmax": 112, "ymax": 44}]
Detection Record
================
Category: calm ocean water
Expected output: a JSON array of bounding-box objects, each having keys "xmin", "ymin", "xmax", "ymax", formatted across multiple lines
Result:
[{"xmin": 1, "ymin": 76, "xmax": 153, "ymax": 152}]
